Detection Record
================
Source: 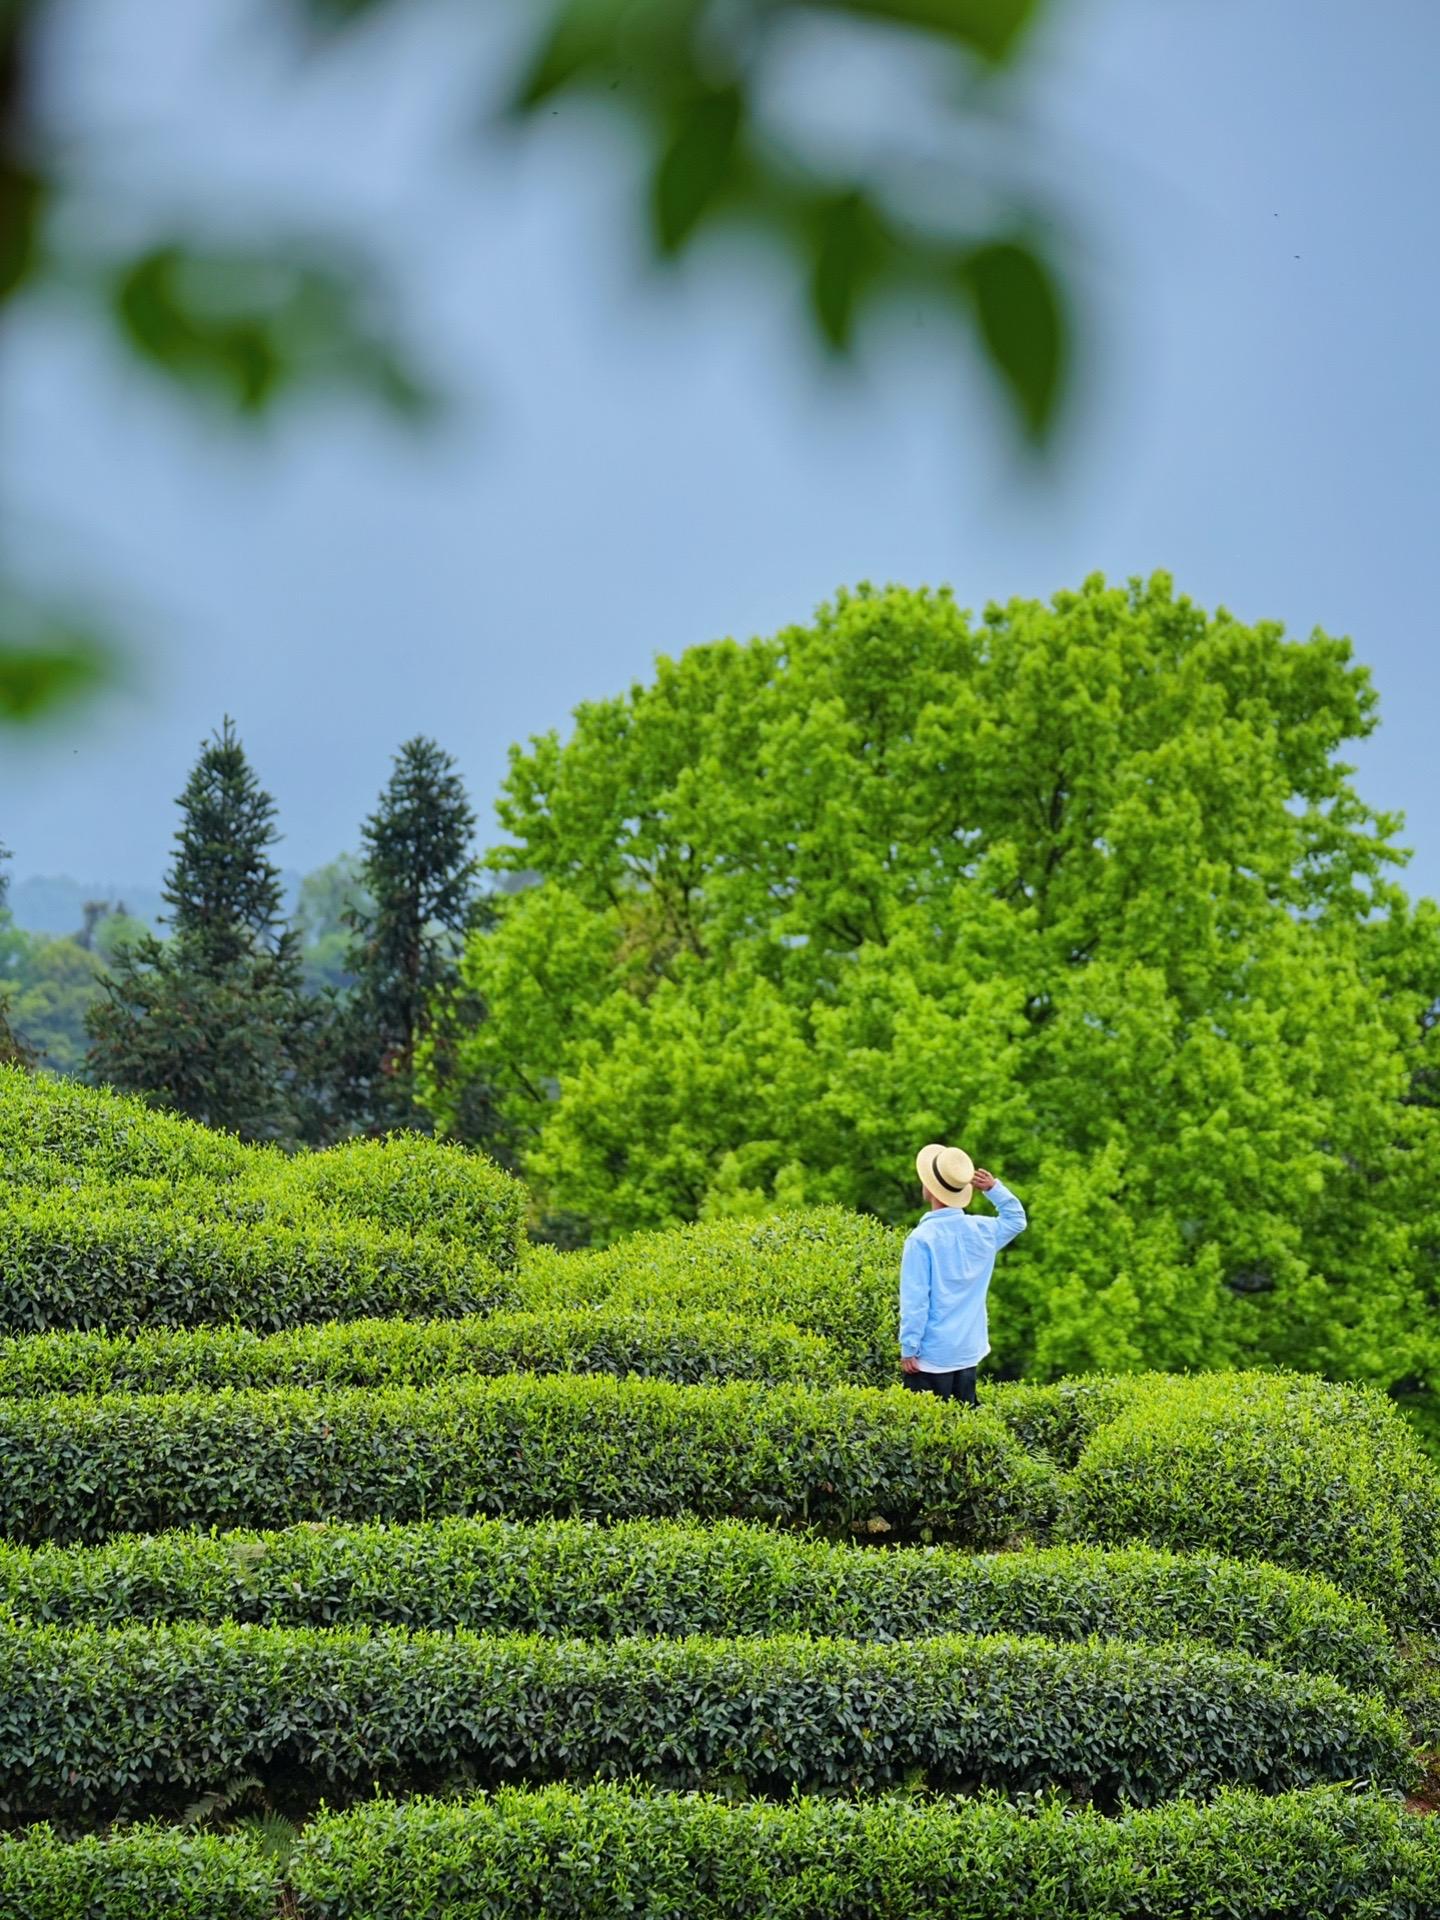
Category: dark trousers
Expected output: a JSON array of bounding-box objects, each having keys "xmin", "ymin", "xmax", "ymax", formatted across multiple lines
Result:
[{"xmin": 902, "ymin": 1366, "xmax": 978, "ymax": 1406}]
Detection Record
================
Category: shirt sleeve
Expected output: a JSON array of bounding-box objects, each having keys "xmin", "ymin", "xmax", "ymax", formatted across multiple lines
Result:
[
  {"xmin": 986, "ymin": 1179, "xmax": 1027, "ymax": 1249},
  {"xmin": 899, "ymin": 1233, "xmax": 932, "ymax": 1357}
]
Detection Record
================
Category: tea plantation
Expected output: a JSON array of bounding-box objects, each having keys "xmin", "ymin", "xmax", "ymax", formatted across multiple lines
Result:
[{"xmin": 5, "ymin": 1065, "xmax": 1440, "ymax": 1916}]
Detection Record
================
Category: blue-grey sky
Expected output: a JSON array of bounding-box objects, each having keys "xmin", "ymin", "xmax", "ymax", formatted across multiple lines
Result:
[{"xmin": 5, "ymin": 0, "xmax": 1438, "ymax": 907}]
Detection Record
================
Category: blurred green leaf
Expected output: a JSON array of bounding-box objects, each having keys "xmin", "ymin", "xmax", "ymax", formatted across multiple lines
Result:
[
  {"xmin": 652, "ymin": 87, "xmax": 742, "ymax": 255},
  {"xmin": 291, "ymin": 0, "xmax": 390, "ymax": 28},
  {"xmin": 511, "ymin": 0, "xmax": 707, "ymax": 114},
  {"xmin": 0, "ymin": 163, "xmax": 45, "ymax": 302},
  {"xmin": 822, "ymin": 0, "xmax": 1047, "ymax": 62},
  {"xmin": 510, "ymin": 0, "xmax": 626, "ymax": 112},
  {"xmin": 109, "ymin": 242, "xmax": 434, "ymax": 419},
  {"xmin": 808, "ymin": 190, "xmax": 889, "ymax": 351},
  {"xmin": 0, "ymin": 628, "xmax": 110, "ymax": 721},
  {"xmin": 961, "ymin": 236, "xmax": 1067, "ymax": 443}
]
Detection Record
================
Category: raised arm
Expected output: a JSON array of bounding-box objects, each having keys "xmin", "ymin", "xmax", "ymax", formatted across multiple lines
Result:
[
  {"xmin": 898, "ymin": 1234, "xmax": 932, "ymax": 1362},
  {"xmin": 973, "ymin": 1169, "xmax": 1027, "ymax": 1249}
]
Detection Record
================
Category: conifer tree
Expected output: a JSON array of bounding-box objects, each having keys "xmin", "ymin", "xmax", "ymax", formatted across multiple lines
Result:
[
  {"xmin": 87, "ymin": 719, "xmax": 310, "ymax": 1141},
  {"xmin": 338, "ymin": 737, "xmax": 486, "ymax": 1133}
]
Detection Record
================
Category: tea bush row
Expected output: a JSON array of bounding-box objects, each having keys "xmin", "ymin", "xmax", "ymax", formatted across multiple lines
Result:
[
  {"xmin": 1050, "ymin": 1371, "xmax": 1440, "ymax": 1624},
  {"xmin": 0, "ymin": 1824, "xmax": 275, "ymax": 1920},
  {"xmin": 0, "ymin": 1067, "xmax": 255, "ymax": 1188},
  {"xmin": 0, "ymin": 1619, "xmax": 1411, "ymax": 1821},
  {"xmin": 517, "ymin": 1209, "xmax": 901, "ymax": 1377},
  {"xmin": 0, "ymin": 1516, "xmax": 1394, "ymax": 1692},
  {"xmin": 11, "ymin": 1786, "xmax": 1440, "ymax": 1920},
  {"xmin": 292, "ymin": 1783, "xmax": 1440, "ymax": 1920},
  {"xmin": 0, "ymin": 1309, "xmax": 841, "ymax": 1395},
  {"xmin": 0, "ymin": 1192, "xmax": 508, "ymax": 1334},
  {"xmin": 0, "ymin": 1376, "xmax": 1048, "ymax": 1546},
  {"xmin": 4, "ymin": 1370, "xmax": 1436, "ymax": 1620},
  {"xmin": 0, "ymin": 1069, "xmax": 526, "ymax": 1268}
]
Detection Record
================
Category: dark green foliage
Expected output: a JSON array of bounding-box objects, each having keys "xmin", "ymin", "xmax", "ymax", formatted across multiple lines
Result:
[
  {"xmin": 0, "ymin": 1377, "xmax": 1051, "ymax": 1545},
  {"xmin": 87, "ymin": 945, "xmax": 315, "ymax": 1143},
  {"xmin": 0, "ymin": 1309, "xmax": 839, "ymax": 1395},
  {"xmin": 518, "ymin": 1208, "xmax": 903, "ymax": 1379},
  {"xmin": 159, "ymin": 716, "xmax": 288, "ymax": 968},
  {"xmin": 0, "ymin": 1619, "xmax": 1411, "ymax": 1821},
  {"xmin": 0, "ymin": 1193, "xmax": 506, "ymax": 1335},
  {"xmin": 336, "ymin": 737, "xmax": 485, "ymax": 1134},
  {"xmin": 291, "ymin": 1783, "xmax": 1440, "ymax": 1920},
  {"xmin": 0, "ymin": 1824, "xmax": 276, "ymax": 1918},
  {"xmin": 1057, "ymin": 1372, "xmax": 1440, "ymax": 1624},
  {"xmin": 0, "ymin": 1519, "xmax": 1394, "ymax": 1695},
  {"xmin": 86, "ymin": 719, "xmax": 313, "ymax": 1143}
]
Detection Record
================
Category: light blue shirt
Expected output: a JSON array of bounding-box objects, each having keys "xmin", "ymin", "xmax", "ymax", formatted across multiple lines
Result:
[{"xmin": 899, "ymin": 1180, "xmax": 1027, "ymax": 1371}]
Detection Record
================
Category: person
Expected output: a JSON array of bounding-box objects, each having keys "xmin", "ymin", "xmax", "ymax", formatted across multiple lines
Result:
[{"xmin": 899, "ymin": 1142, "xmax": 1026, "ymax": 1405}]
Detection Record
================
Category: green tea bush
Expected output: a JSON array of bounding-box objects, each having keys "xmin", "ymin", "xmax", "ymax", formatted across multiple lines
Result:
[
  {"xmin": 0, "ymin": 1309, "xmax": 842, "ymax": 1395},
  {"xmin": 984, "ymin": 1376, "xmax": 1148, "ymax": 1467},
  {"xmin": 0, "ymin": 1192, "xmax": 508, "ymax": 1334},
  {"xmin": 0, "ymin": 1519, "xmax": 1393, "ymax": 1693},
  {"xmin": 518, "ymin": 1209, "xmax": 902, "ymax": 1379},
  {"xmin": 1061, "ymin": 1372, "xmax": 1440, "ymax": 1623},
  {"xmin": 275, "ymin": 1132, "xmax": 526, "ymax": 1268},
  {"xmin": 291, "ymin": 1783, "xmax": 1440, "ymax": 1920},
  {"xmin": 0, "ymin": 1065, "xmax": 258, "ymax": 1187},
  {"xmin": 0, "ymin": 1377, "xmax": 1051, "ymax": 1544},
  {"xmin": 1, "ymin": 1069, "xmax": 528, "ymax": 1265},
  {"xmin": 0, "ymin": 1825, "xmax": 276, "ymax": 1920},
  {"xmin": 0, "ymin": 1620, "xmax": 1410, "ymax": 1820}
]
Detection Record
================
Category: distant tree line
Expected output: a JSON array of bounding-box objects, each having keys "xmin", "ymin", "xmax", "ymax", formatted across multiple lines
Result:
[{"xmin": 2, "ymin": 722, "xmax": 498, "ymax": 1151}]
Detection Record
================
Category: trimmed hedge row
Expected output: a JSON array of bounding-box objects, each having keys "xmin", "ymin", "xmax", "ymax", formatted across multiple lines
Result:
[
  {"xmin": 1054, "ymin": 1372, "xmax": 1440, "ymax": 1624},
  {"xmin": 276, "ymin": 1132, "xmax": 524, "ymax": 1268},
  {"xmin": 0, "ymin": 1066, "xmax": 256, "ymax": 1187},
  {"xmin": 1, "ymin": 1069, "xmax": 527, "ymax": 1267},
  {"xmin": 0, "ymin": 1825, "xmax": 275, "ymax": 1920},
  {"xmin": 0, "ymin": 1518, "xmax": 1395, "ymax": 1694},
  {"xmin": 0, "ymin": 1377, "xmax": 1049, "ymax": 1545},
  {"xmin": 4, "ymin": 1369, "xmax": 1435, "ymax": 1620},
  {"xmin": 0, "ymin": 1308, "xmax": 842, "ymax": 1395},
  {"xmin": 0, "ymin": 1192, "xmax": 509, "ymax": 1334},
  {"xmin": 8, "ymin": 1785, "xmax": 1440, "ymax": 1919},
  {"xmin": 291, "ymin": 1783, "xmax": 1440, "ymax": 1920},
  {"xmin": 518, "ymin": 1208, "xmax": 902, "ymax": 1378},
  {"xmin": 0, "ymin": 1620, "xmax": 1412, "ymax": 1820}
]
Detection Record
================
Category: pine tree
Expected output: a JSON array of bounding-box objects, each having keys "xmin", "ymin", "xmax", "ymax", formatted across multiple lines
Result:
[
  {"xmin": 339, "ymin": 737, "xmax": 485, "ymax": 1133},
  {"xmin": 162, "ymin": 717, "xmax": 289, "ymax": 967},
  {"xmin": 87, "ymin": 719, "xmax": 310, "ymax": 1141}
]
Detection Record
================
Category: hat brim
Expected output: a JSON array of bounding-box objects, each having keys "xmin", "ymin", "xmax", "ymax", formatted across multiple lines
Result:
[{"xmin": 916, "ymin": 1143, "xmax": 974, "ymax": 1209}]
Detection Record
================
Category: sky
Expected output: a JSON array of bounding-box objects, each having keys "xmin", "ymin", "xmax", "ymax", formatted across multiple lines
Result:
[{"xmin": 4, "ymin": 0, "xmax": 1438, "ymax": 915}]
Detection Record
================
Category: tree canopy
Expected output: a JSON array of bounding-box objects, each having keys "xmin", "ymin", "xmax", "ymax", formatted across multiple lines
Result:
[
  {"xmin": 422, "ymin": 574, "xmax": 1440, "ymax": 1392},
  {"xmin": 87, "ymin": 719, "xmax": 312, "ymax": 1142}
]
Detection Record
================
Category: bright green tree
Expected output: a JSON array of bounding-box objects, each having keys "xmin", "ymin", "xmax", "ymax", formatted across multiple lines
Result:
[
  {"xmin": 423, "ymin": 574, "xmax": 1440, "ymax": 1399},
  {"xmin": 87, "ymin": 719, "xmax": 311, "ymax": 1141}
]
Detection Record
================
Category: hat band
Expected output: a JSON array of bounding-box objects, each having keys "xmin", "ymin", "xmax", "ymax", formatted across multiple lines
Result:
[{"xmin": 930, "ymin": 1151, "xmax": 967, "ymax": 1195}]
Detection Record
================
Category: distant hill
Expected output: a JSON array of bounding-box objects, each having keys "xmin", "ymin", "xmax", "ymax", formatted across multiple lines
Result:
[
  {"xmin": 9, "ymin": 870, "xmax": 305, "ymax": 936},
  {"xmin": 9, "ymin": 876, "xmax": 167, "ymax": 936}
]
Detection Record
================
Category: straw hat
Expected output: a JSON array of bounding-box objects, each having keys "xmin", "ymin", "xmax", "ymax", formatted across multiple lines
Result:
[{"xmin": 916, "ymin": 1142, "xmax": 974, "ymax": 1209}]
